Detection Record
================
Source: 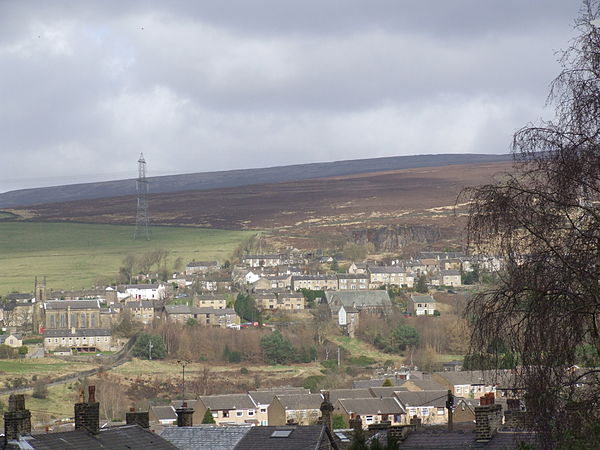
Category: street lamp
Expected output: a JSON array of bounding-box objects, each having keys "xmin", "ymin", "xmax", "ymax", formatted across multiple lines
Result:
[{"xmin": 177, "ymin": 360, "xmax": 191, "ymax": 402}]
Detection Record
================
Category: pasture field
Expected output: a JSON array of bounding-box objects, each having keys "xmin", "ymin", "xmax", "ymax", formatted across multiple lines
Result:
[{"xmin": 0, "ymin": 222, "xmax": 254, "ymax": 295}]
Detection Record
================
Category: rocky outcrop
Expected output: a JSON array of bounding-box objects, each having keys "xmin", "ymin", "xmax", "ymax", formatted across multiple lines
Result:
[{"xmin": 352, "ymin": 225, "xmax": 442, "ymax": 252}]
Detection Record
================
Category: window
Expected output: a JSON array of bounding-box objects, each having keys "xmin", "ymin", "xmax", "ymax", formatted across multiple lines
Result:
[
  {"xmin": 248, "ymin": 410, "xmax": 255, "ymax": 416},
  {"xmin": 236, "ymin": 411, "xmax": 243, "ymax": 417},
  {"xmin": 421, "ymin": 407, "xmax": 429, "ymax": 416},
  {"xmin": 365, "ymin": 415, "xmax": 374, "ymax": 423},
  {"xmin": 80, "ymin": 313, "xmax": 86, "ymax": 328},
  {"xmin": 223, "ymin": 411, "xmax": 229, "ymax": 418},
  {"xmin": 212, "ymin": 412, "xmax": 218, "ymax": 418},
  {"xmin": 437, "ymin": 407, "xmax": 445, "ymax": 415},
  {"xmin": 260, "ymin": 408, "xmax": 267, "ymax": 413},
  {"xmin": 60, "ymin": 314, "xmax": 66, "ymax": 328},
  {"xmin": 455, "ymin": 387, "xmax": 462, "ymax": 394}
]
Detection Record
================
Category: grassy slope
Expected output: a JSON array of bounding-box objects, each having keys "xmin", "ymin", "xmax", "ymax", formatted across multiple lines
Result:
[{"xmin": 0, "ymin": 222, "xmax": 254, "ymax": 295}]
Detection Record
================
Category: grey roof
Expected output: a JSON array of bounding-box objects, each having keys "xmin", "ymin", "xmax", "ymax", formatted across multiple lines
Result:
[
  {"xmin": 45, "ymin": 299, "xmax": 100, "ymax": 310},
  {"xmin": 126, "ymin": 284, "xmax": 161, "ymax": 289},
  {"xmin": 160, "ymin": 425, "xmax": 251, "ymax": 450},
  {"xmin": 234, "ymin": 425, "xmax": 331, "ymax": 450},
  {"xmin": 401, "ymin": 379, "xmax": 446, "ymax": 391},
  {"xmin": 410, "ymin": 295, "xmax": 436, "ymax": 303},
  {"xmin": 325, "ymin": 290, "xmax": 392, "ymax": 308},
  {"xmin": 248, "ymin": 389, "xmax": 309, "ymax": 406},
  {"xmin": 124, "ymin": 301, "xmax": 154, "ymax": 309},
  {"xmin": 0, "ymin": 333, "xmax": 21, "ymax": 344},
  {"xmin": 369, "ymin": 386, "xmax": 410, "ymax": 398},
  {"xmin": 434, "ymin": 370, "xmax": 509, "ymax": 387},
  {"xmin": 394, "ymin": 390, "xmax": 449, "ymax": 408},
  {"xmin": 399, "ymin": 430, "xmax": 538, "ymax": 449},
  {"xmin": 274, "ymin": 393, "xmax": 323, "ymax": 410},
  {"xmin": 43, "ymin": 328, "xmax": 111, "ymax": 338},
  {"xmin": 337, "ymin": 274, "xmax": 369, "ymax": 279},
  {"xmin": 441, "ymin": 270, "xmax": 461, "ymax": 276},
  {"xmin": 368, "ymin": 266, "xmax": 407, "ymax": 274},
  {"xmin": 171, "ymin": 400, "xmax": 199, "ymax": 410},
  {"xmin": 197, "ymin": 294, "xmax": 227, "ymax": 301},
  {"xmin": 19, "ymin": 424, "xmax": 177, "ymax": 449},
  {"xmin": 187, "ymin": 261, "xmax": 219, "ymax": 267},
  {"xmin": 338, "ymin": 397, "xmax": 405, "ymax": 415},
  {"xmin": 200, "ymin": 394, "xmax": 256, "ymax": 411},
  {"xmin": 151, "ymin": 405, "xmax": 177, "ymax": 422},
  {"xmin": 324, "ymin": 389, "xmax": 374, "ymax": 404},
  {"xmin": 353, "ymin": 378, "xmax": 405, "ymax": 389},
  {"xmin": 165, "ymin": 305, "xmax": 192, "ymax": 314},
  {"xmin": 292, "ymin": 275, "xmax": 337, "ymax": 281}
]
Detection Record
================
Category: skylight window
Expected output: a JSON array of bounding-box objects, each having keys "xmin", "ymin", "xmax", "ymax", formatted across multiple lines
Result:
[{"xmin": 271, "ymin": 430, "xmax": 293, "ymax": 438}]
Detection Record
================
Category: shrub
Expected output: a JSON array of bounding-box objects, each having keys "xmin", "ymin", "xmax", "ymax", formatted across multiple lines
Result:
[
  {"xmin": 202, "ymin": 408, "xmax": 216, "ymax": 424},
  {"xmin": 132, "ymin": 334, "xmax": 166, "ymax": 360},
  {"xmin": 240, "ymin": 367, "xmax": 249, "ymax": 375},
  {"xmin": 303, "ymin": 375, "xmax": 325, "ymax": 392}
]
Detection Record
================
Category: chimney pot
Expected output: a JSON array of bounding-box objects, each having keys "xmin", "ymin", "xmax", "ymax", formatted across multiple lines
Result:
[{"xmin": 88, "ymin": 385, "xmax": 96, "ymax": 403}]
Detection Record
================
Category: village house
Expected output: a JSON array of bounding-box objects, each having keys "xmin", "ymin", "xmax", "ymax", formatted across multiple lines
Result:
[
  {"xmin": 267, "ymin": 393, "xmax": 324, "ymax": 426},
  {"xmin": 337, "ymin": 274, "xmax": 369, "ymax": 290},
  {"xmin": 123, "ymin": 301, "xmax": 155, "ymax": 325},
  {"xmin": 194, "ymin": 274, "xmax": 233, "ymax": 292},
  {"xmin": 400, "ymin": 378, "xmax": 446, "ymax": 392},
  {"xmin": 43, "ymin": 328, "xmax": 112, "ymax": 353},
  {"xmin": 291, "ymin": 275, "xmax": 338, "ymax": 291},
  {"xmin": 0, "ymin": 333, "xmax": 22, "ymax": 348},
  {"xmin": 348, "ymin": 262, "xmax": 369, "ymax": 274},
  {"xmin": 163, "ymin": 305, "xmax": 239, "ymax": 327},
  {"xmin": 196, "ymin": 394, "xmax": 258, "ymax": 425},
  {"xmin": 44, "ymin": 299, "xmax": 102, "ymax": 330},
  {"xmin": 248, "ymin": 388, "xmax": 310, "ymax": 426},
  {"xmin": 194, "ymin": 294, "xmax": 227, "ymax": 309},
  {"xmin": 242, "ymin": 254, "xmax": 284, "ymax": 267},
  {"xmin": 408, "ymin": 294, "xmax": 437, "ymax": 316},
  {"xmin": 367, "ymin": 266, "xmax": 415, "ymax": 288},
  {"xmin": 337, "ymin": 397, "xmax": 405, "ymax": 428},
  {"xmin": 440, "ymin": 259, "xmax": 463, "ymax": 271},
  {"xmin": 185, "ymin": 260, "xmax": 219, "ymax": 276},
  {"xmin": 432, "ymin": 370, "xmax": 499, "ymax": 399},
  {"xmin": 325, "ymin": 290, "xmax": 392, "ymax": 314},
  {"xmin": 254, "ymin": 293, "xmax": 278, "ymax": 310},
  {"xmin": 278, "ymin": 292, "xmax": 305, "ymax": 310},
  {"xmin": 431, "ymin": 270, "xmax": 462, "ymax": 287},
  {"xmin": 0, "ymin": 299, "xmax": 35, "ymax": 331},
  {"xmin": 322, "ymin": 389, "xmax": 373, "ymax": 415},
  {"xmin": 394, "ymin": 390, "xmax": 449, "ymax": 425},
  {"xmin": 125, "ymin": 283, "xmax": 166, "ymax": 300},
  {"xmin": 149, "ymin": 405, "xmax": 177, "ymax": 425},
  {"xmin": 333, "ymin": 304, "xmax": 360, "ymax": 337}
]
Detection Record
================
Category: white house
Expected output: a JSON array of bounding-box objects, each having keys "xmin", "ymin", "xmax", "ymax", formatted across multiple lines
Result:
[{"xmin": 125, "ymin": 283, "xmax": 166, "ymax": 300}]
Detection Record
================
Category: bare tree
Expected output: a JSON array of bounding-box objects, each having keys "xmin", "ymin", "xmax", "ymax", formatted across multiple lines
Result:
[{"xmin": 464, "ymin": 2, "xmax": 600, "ymax": 447}]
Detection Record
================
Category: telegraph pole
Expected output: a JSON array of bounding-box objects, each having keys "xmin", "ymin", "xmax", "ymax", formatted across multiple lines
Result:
[
  {"xmin": 178, "ymin": 360, "xmax": 191, "ymax": 401},
  {"xmin": 133, "ymin": 153, "xmax": 150, "ymax": 240}
]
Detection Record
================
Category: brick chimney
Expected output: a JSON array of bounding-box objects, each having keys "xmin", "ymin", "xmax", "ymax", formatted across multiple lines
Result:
[
  {"xmin": 175, "ymin": 401, "xmax": 194, "ymax": 427},
  {"xmin": 320, "ymin": 391, "xmax": 334, "ymax": 431},
  {"xmin": 475, "ymin": 395, "xmax": 502, "ymax": 442},
  {"xmin": 4, "ymin": 394, "xmax": 31, "ymax": 440},
  {"xmin": 75, "ymin": 385, "xmax": 100, "ymax": 434},
  {"xmin": 126, "ymin": 407, "xmax": 150, "ymax": 429},
  {"xmin": 349, "ymin": 414, "xmax": 363, "ymax": 432}
]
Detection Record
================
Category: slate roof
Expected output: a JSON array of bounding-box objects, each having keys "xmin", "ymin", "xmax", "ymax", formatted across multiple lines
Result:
[
  {"xmin": 126, "ymin": 284, "xmax": 161, "ymax": 289},
  {"xmin": 353, "ymin": 378, "xmax": 405, "ymax": 388},
  {"xmin": 338, "ymin": 397, "xmax": 405, "ymax": 415},
  {"xmin": 160, "ymin": 425, "xmax": 251, "ymax": 450},
  {"xmin": 368, "ymin": 266, "xmax": 407, "ymax": 274},
  {"xmin": 394, "ymin": 390, "xmax": 449, "ymax": 408},
  {"xmin": 410, "ymin": 295, "xmax": 435, "ymax": 304},
  {"xmin": 399, "ymin": 430, "xmax": 538, "ymax": 449},
  {"xmin": 124, "ymin": 301, "xmax": 154, "ymax": 309},
  {"xmin": 43, "ymin": 328, "xmax": 111, "ymax": 338},
  {"xmin": 197, "ymin": 294, "xmax": 227, "ymax": 301},
  {"xmin": 45, "ymin": 299, "xmax": 100, "ymax": 310},
  {"xmin": 441, "ymin": 270, "xmax": 461, "ymax": 276},
  {"xmin": 369, "ymin": 386, "xmax": 410, "ymax": 398},
  {"xmin": 151, "ymin": 405, "xmax": 177, "ymax": 422},
  {"xmin": 234, "ymin": 425, "xmax": 331, "ymax": 450},
  {"xmin": 324, "ymin": 389, "xmax": 374, "ymax": 404},
  {"xmin": 199, "ymin": 394, "xmax": 256, "ymax": 411},
  {"xmin": 14, "ymin": 424, "xmax": 177, "ymax": 449},
  {"xmin": 274, "ymin": 393, "xmax": 323, "ymax": 410},
  {"xmin": 325, "ymin": 291, "xmax": 392, "ymax": 308},
  {"xmin": 171, "ymin": 400, "xmax": 199, "ymax": 410},
  {"xmin": 402, "ymin": 379, "xmax": 446, "ymax": 391},
  {"xmin": 248, "ymin": 389, "xmax": 309, "ymax": 406},
  {"xmin": 187, "ymin": 261, "xmax": 219, "ymax": 268},
  {"xmin": 434, "ymin": 370, "xmax": 504, "ymax": 387}
]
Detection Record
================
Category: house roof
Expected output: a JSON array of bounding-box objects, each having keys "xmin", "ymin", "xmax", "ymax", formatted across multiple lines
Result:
[
  {"xmin": 434, "ymin": 370, "xmax": 506, "ymax": 387},
  {"xmin": 274, "ymin": 393, "xmax": 323, "ymax": 410},
  {"xmin": 324, "ymin": 389, "xmax": 373, "ymax": 404},
  {"xmin": 151, "ymin": 405, "xmax": 177, "ymax": 422},
  {"xmin": 293, "ymin": 275, "xmax": 337, "ymax": 281},
  {"xmin": 353, "ymin": 378, "xmax": 405, "ymax": 389},
  {"xmin": 368, "ymin": 266, "xmax": 407, "ymax": 274},
  {"xmin": 124, "ymin": 301, "xmax": 154, "ymax": 309},
  {"xmin": 187, "ymin": 261, "xmax": 219, "ymax": 268},
  {"xmin": 369, "ymin": 386, "xmax": 409, "ymax": 398},
  {"xmin": 338, "ymin": 397, "xmax": 405, "ymax": 415},
  {"xmin": 410, "ymin": 295, "xmax": 436, "ymax": 303},
  {"xmin": 165, "ymin": 305, "xmax": 192, "ymax": 315},
  {"xmin": 233, "ymin": 425, "xmax": 331, "ymax": 450},
  {"xmin": 43, "ymin": 328, "xmax": 111, "ymax": 338},
  {"xmin": 394, "ymin": 390, "xmax": 448, "ymax": 408},
  {"xmin": 45, "ymin": 300, "xmax": 100, "ymax": 310},
  {"xmin": 325, "ymin": 290, "xmax": 392, "ymax": 309},
  {"xmin": 17, "ymin": 424, "xmax": 177, "ymax": 449},
  {"xmin": 248, "ymin": 389, "xmax": 309, "ymax": 406},
  {"xmin": 126, "ymin": 284, "xmax": 162, "ymax": 289},
  {"xmin": 442, "ymin": 270, "xmax": 461, "ymax": 276},
  {"xmin": 402, "ymin": 379, "xmax": 446, "ymax": 391},
  {"xmin": 199, "ymin": 394, "xmax": 256, "ymax": 411},
  {"xmin": 196, "ymin": 294, "xmax": 227, "ymax": 301},
  {"xmin": 171, "ymin": 400, "xmax": 199, "ymax": 410},
  {"xmin": 160, "ymin": 425, "xmax": 251, "ymax": 450},
  {"xmin": 399, "ymin": 430, "xmax": 538, "ymax": 449},
  {"xmin": 0, "ymin": 333, "xmax": 21, "ymax": 344},
  {"xmin": 337, "ymin": 274, "xmax": 369, "ymax": 280}
]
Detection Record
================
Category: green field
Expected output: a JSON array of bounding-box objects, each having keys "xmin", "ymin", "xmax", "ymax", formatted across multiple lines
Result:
[{"xmin": 0, "ymin": 222, "xmax": 255, "ymax": 295}]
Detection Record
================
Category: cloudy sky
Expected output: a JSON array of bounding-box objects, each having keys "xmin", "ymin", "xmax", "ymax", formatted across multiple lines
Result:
[{"xmin": 0, "ymin": 1, "xmax": 582, "ymax": 193}]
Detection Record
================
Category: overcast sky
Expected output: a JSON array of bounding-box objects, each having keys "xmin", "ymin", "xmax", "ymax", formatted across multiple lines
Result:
[{"xmin": 0, "ymin": 1, "xmax": 582, "ymax": 193}]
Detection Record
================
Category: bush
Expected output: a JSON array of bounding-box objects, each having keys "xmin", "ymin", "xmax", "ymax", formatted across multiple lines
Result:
[
  {"xmin": 382, "ymin": 378, "xmax": 393, "ymax": 387},
  {"xmin": 132, "ymin": 334, "xmax": 166, "ymax": 360},
  {"xmin": 18, "ymin": 346, "xmax": 28, "ymax": 356},
  {"xmin": 240, "ymin": 367, "xmax": 249, "ymax": 375},
  {"xmin": 320, "ymin": 360, "xmax": 338, "ymax": 371},
  {"xmin": 348, "ymin": 355, "xmax": 376, "ymax": 367}
]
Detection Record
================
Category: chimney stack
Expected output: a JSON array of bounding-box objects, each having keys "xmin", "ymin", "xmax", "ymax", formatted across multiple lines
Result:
[
  {"xmin": 75, "ymin": 385, "xmax": 100, "ymax": 434},
  {"xmin": 126, "ymin": 407, "xmax": 150, "ymax": 429},
  {"xmin": 175, "ymin": 401, "xmax": 194, "ymax": 427},
  {"xmin": 475, "ymin": 395, "xmax": 502, "ymax": 442},
  {"xmin": 320, "ymin": 391, "xmax": 334, "ymax": 431},
  {"xmin": 4, "ymin": 394, "xmax": 31, "ymax": 441}
]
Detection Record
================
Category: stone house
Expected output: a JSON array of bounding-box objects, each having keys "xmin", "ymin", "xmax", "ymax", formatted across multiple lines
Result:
[
  {"xmin": 334, "ymin": 305, "xmax": 359, "ymax": 337},
  {"xmin": 123, "ymin": 301, "xmax": 154, "ymax": 324},
  {"xmin": 194, "ymin": 294, "xmax": 227, "ymax": 309},
  {"xmin": 248, "ymin": 388, "xmax": 310, "ymax": 426},
  {"xmin": 0, "ymin": 300, "xmax": 35, "ymax": 331},
  {"xmin": 278, "ymin": 292, "xmax": 305, "ymax": 310},
  {"xmin": 368, "ymin": 267, "xmax": 414, "ymax": 288},
  {"xmin": 337, "ymin": 397, "xmax": 405, "ymax": 428},
  {"xmin": 0, "ymin": 333, "xmax": 22, "ymax": 348},
  {"xmin": 44, "ymin": 300, "xmax": 102, "ymax": 330},
  {"xmin": 432, "ymin": 371, "xmax": 499, "ymax": 399},
  {"xmin": 254, "ymin": 293, "xmax": 278, "ymax": 310},
  {"xmin": 322, "ymin": 389, "xmax": 373, "ymax": 415},
  {"xmin": 348, "ymin": 262, "xmax": 368, "ymax": 274},
  {"xmin": 185, "ymin": 261, "xmax": 219, "ymax": 276},
  {"xmin": 325, "ymin": 290, "xmax": 392, "ymax": 314},
  {"xmin": 394, "ymin": 390, "xmax": 449, "ymax": 425},
  {"xmin": 337, "ymin": 274, "xmax": 369, "ymax": 290},
  {"xmin": 163, "ymin": 305, "xmax": 239, "ymax": 328},
  {"xmin": 43, "ymin": 328, "xmax": 112, "ymax": 352},
  {"xmin": 196, "ymin": 394, "xmax": 258, "ymax": 425},
  {"xmin": 242, "ymin": 254, "xmax": 284, "ymax": 268},
  {"xmin": 408, "ymin": 294, "xmax": 436, "ymax": 316},
  {"xmin": 267, "ymin": 394, "xmax": 324, "ymax": 426},
  {"xmin": 291, "ymin": 275, "xmax": 338, "ymax": 291}
]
